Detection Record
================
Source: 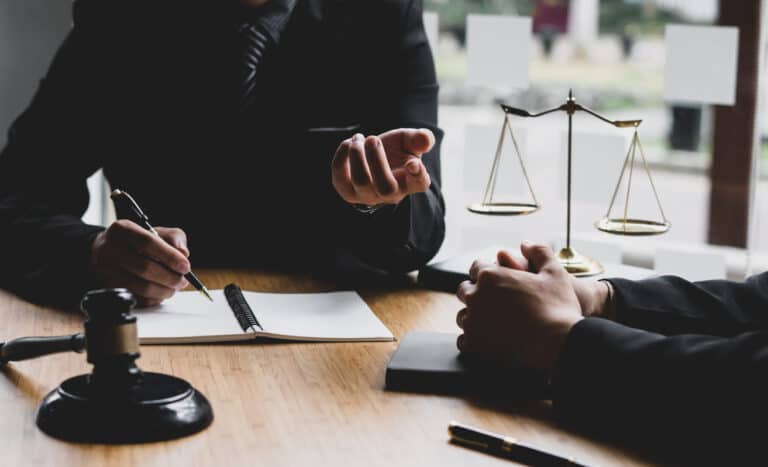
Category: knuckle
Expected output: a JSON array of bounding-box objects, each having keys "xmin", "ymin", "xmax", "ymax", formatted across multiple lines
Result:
[
  {"xmin": 105, "ymin": 222, "xmax": 125, "ymax": 240},
  {"xmin": 132, "ymin": 282, "xmax": 153, "ymax": 298},
  {"xmin": 136, "ymin": 234, "xmax": 153, "ymax": 252},
  {"xmin": 113, "ymin": 219, "xmax": 132, "ymax": 230},
  {"xmin": 476, "ymin": 268, "xmax": 491, "ymax": 285},
  {"xmin": 463, "ymin": 291, "xmax": 478, "ymax": 308},
  {"xmin": 137, "ymin": 260, "xmax": 155, "ymax": 278}
]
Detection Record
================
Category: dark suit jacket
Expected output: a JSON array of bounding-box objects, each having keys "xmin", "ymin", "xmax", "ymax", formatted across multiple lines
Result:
[
  {"xmin": 552, "ymin": 273, "xmax": 768, "ymax": 464},
  {"xmin": 0, "ymin": 0, "xmax": 445, "ymax": 306}
]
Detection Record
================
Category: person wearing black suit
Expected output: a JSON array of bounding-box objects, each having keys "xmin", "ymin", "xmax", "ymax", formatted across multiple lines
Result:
[
  {"xmin": 456, "ymin": 242, "xmax": 768, "ymax": 464},
  {"xmin": 0, "ymin": 0, "xmax": 445, "ymax": 307}
]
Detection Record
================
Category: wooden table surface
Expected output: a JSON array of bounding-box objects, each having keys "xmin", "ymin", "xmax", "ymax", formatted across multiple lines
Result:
[{"xmin": 0, "ymin": 270, "xmax": 652, "ymax": 466}]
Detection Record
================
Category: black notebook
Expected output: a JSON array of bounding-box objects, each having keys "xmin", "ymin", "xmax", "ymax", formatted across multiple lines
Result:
[{"xmin": 385, "ymin": 332, "xmax": 550, "ymax": 398}]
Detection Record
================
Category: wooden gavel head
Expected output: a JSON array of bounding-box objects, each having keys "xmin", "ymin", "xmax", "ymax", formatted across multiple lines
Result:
[{"xmin": 80, "ymin": 288, "xmax": 143, "ymax": 395}]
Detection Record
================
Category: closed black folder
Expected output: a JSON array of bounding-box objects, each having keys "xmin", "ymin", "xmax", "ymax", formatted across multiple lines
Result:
[{"xmin": 385, "ymin": 332, "xmax": 550, "ymax": 398}]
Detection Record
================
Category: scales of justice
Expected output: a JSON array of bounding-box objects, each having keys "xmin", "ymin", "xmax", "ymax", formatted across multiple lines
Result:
[{"xmin": 468, "ymin": 90, "xmax": 671, "ymax": 277}]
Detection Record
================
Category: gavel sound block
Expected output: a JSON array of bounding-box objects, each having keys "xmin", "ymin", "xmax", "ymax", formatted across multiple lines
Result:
[{"xmin": 1, "ymin": 289, "xmax": 213, "ymax": 443}]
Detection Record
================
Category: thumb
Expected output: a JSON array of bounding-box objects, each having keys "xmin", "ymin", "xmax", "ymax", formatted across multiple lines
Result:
[
  {"xmin": 405, "ymin": 128, "xmax": 435, "ymax": 154},
  {"xmin": 497, "ymin": 249, "xmax": 529, "ymax": 271},
  {"xmin": 520, "ymin": 241, "xmax": 558, "ymax": 273},
  {"xmin": 380, "ymin": 128, "xmax": 435, "ymax": 156},
  {"xmin": 157, "ymin": 227, "xmax": 189, "ymax": 257}
]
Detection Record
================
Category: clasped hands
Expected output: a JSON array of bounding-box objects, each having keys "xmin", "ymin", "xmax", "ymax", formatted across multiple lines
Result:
[
  {"xmin": 90, "ymin": 128, "xmax": 435, "ymax": 306},
  {"xmin": 456, "ymin": 242, "xmax": 612, "ymax": 370}
]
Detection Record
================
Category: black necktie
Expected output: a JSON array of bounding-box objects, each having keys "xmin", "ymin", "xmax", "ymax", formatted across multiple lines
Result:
[{"xmin": 238, "ymin": 21, "xmax": 272, "ymax": 111}]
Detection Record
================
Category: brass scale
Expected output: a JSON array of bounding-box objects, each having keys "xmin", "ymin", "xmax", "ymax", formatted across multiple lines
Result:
[{"xmin": 468, "ymin": 91, "xmax": 670, "ymax": 276}]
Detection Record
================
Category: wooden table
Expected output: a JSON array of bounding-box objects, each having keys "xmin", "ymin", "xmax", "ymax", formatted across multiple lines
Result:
[{"xmin": 0, "ymin": 270, "xmax": 651, "ymax": 466}]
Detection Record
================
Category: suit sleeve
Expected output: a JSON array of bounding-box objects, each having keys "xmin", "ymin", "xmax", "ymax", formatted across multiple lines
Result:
[
  {"xmin": 0, "ymin": 1, "xmax": 110, "ymax": 307},
  {"xmin": 551, "ymin": 318, "xmax": 768, "ymax": 464},
  {"xmin": 607, "ymin": 272, "xmax": 768, "ymax": 336},
  {"xmin": 337, "ymin": 0, "xmax": 445, "ymax": 273}
]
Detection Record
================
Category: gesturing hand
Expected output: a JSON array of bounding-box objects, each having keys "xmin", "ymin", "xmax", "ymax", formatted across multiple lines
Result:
[
  {"xmin": 90, "ymin": 220, "xmax": 191, "ymax": 307},
  {"xmin": 331, "ymin": 128, "xmax": 435, "ymax": 206},
  {"xmin": 455, "ymin": 242, "xmax": 583, "ymax": 369}
]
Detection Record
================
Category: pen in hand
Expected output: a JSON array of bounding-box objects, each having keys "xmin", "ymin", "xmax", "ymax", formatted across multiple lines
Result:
[
  {"xmin": 448, "ymin": 421, "xmax": 588, "ymax": 467},
  {"xmin": 110, "ymin": 189, "xmax": 213, "ymax": 302}
]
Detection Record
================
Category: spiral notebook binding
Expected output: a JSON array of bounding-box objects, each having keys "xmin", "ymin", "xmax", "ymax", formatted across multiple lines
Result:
[{"xmin": 224, "ymin": 283, "xmax": 263, "ymax": 332}]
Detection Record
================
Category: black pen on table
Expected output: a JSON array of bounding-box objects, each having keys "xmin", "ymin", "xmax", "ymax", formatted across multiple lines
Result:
[
  {"xmin": 448, "ymin": 421, "xmax": 588, "ymax": 467},
  {"xmin": 110, "ymin": 189, "xmax": 214, "ymax": 302}
]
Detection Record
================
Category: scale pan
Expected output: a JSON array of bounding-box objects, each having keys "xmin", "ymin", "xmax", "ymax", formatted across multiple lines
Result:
[
  {"xmin": 467, "ymin": 203, "xmax": 539, "ymax": 216},
  {"xmin": 596, "ymin": 218, "xmax": 670, "ymax": 236}
]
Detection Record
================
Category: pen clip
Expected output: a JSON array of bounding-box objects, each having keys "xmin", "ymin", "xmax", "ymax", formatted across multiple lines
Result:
[{"xmin": 110, "ymin": 189, "xmax": 149, "ymax": 223}]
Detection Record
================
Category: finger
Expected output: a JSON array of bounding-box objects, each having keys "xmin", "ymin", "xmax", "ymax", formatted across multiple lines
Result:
[
  {"xmin": 107, "ymin": 220, "xmax": 191, "ymax": 275},
  {"xmin": 348, "ymin": 134, "xmax": 374, "ymax": 188},
  {"xmin": 156, "ymin": 227, "xmax": 189, "ymax": 257},
  {"xmin": 331, "ymin": 140, "xmax": 357, "ymax": 202},
  {"xmin": 104, "ymin": 267, "xmax": 177, "ymax": 303},
  {"xmin": 497, "ymin": 250, "xmax": 529, "ymax": 271},
  {"xmin": 456, "ymin": 308, "xmax": 470, "ymax": 329},
  {"xmin": 379, "ymin": 128, "xmax": 435, "ymax": 156},
  {"xmin": 520, "ymin": 241, "xmax": 560, "ymax": 274},
  {"xmin": 364, "ymin": 136, "xmax": 398, "ymax": 198},
  {"xmin": 393, "ymin": 158, "xmax": 431, "ymax": 195},
  {"xmin": 136, "ymin": 296, "xmax": 162, "ymax": 308},
  {"xmin": 103, "ymin": 246, "xmax": 188, "ymax": 290},
  {"xmin": 469, "ymin": 260, "xmax": 495, "ymax": 282},
  {"xmin": 457, "ymin": 334, "xmax": 467, "ymax": 352},
  {"xmin": 456, "ymin": 280, "xmax": 476, "ymax": 305}
]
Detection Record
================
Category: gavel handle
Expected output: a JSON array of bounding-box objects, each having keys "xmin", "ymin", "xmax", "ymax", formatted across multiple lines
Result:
[{"xmin": 0, "ymin": 333, "xmax": 85, "ymax": 365}]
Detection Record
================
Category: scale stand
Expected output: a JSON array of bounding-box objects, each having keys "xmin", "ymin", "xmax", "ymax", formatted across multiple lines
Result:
[{"xmin": 468, "ymin": 90, "xmax": 670, "ymax": 277}]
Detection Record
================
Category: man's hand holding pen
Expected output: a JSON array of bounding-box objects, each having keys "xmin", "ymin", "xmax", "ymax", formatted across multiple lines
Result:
[{"xmin": 90, "ymin": 220, "xmax": 191, "ymax": 307}]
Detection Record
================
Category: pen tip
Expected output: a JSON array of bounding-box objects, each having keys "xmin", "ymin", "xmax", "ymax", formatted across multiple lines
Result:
[{"xmin": 200, "ymin": 287, "xmax": 214, "ymax": 302}]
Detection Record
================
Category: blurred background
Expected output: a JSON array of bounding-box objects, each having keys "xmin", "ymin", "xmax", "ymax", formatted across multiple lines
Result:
[
  {"xmin": 1, "ymin": 0, "xmax": 766, "ymax": 280},
  {"xmin": 424, "ymin": 0, "xmax": 768, "ymax": 280}
]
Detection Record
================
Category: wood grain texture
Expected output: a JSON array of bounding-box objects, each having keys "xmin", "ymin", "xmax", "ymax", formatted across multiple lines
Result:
[{"xmin": 0, "ymin": 271, "xmax": 651, "ymax": 466}]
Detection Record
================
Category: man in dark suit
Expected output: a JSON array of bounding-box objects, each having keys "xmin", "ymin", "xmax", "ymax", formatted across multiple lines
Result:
[
  {"xmin": 456, "ymin": 242, "xmax": 768, "ymax": 463},
  {"xmin": 0, "ymin": 0, "xmax": 445, "ymax": 306}
]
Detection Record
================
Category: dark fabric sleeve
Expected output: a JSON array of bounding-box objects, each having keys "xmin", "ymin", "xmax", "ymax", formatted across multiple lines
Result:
[
  {"xmin": 607, "ymin": 272, "xmax": 768, "ymax": 336},
  {"xmin": 552, "ymin": 318, "xmax": 768, "ymax": 464},
  {"xmin": 0, "ymin": 0, "xmax": 110, "ymax": 307},
  {"xmin": 337, "ymin": 0, "xmax": 445, "ymax": 273}
]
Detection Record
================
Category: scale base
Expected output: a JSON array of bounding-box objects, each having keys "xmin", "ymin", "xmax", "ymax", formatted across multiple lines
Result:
[
  {"xmin": 36, "ymin": 372, "xmax": 213, "ymax": 444},
  {"xmin": 557, "ymin": 247, "xmax": 604, "ymax": 277}
]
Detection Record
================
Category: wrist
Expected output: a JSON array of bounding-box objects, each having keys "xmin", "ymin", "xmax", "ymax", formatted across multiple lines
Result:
[
  {"xmin": 541, "ymin": 315, "xmax": 583, "ymax": 369},
  {"xmin": 599, "ymin": 280, "xmax": 616, "ymax": 320},
  {"xmin": 350, "ymin": 202, "xmax": 389, "ymax": 215},
  {"xmin": 586, "ymin": 280, "xmax": 613, "ymax": 319}
]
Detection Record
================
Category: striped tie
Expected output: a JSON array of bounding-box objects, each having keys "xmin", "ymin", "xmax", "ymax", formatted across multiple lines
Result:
[{"xmin": 238, "ymin": 21, "xmax": 272, "ymax": 111}]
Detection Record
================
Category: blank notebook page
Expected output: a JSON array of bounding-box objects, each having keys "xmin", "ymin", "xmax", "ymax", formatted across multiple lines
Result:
[
  {"xmin": 134, "ymin": 290, "xmax": 244, "ymax": 341},
  {"xmin": 245, "ymin": 290, "xmax": 392, "ymax": 341},
  {"xmin": 134, "ymin": 289, "xmax": 393, "ymax": 343}
]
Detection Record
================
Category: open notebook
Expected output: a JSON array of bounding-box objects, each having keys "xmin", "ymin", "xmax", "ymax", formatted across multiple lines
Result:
[{"xmin": 134, "ymin": 284, "xmax": 394, "ymax": 344}]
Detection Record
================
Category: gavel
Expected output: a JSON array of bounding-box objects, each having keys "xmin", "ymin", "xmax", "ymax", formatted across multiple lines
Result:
[{"xmin": 0, "ymin": 288, "xmax": 213, "ymax": 443}]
